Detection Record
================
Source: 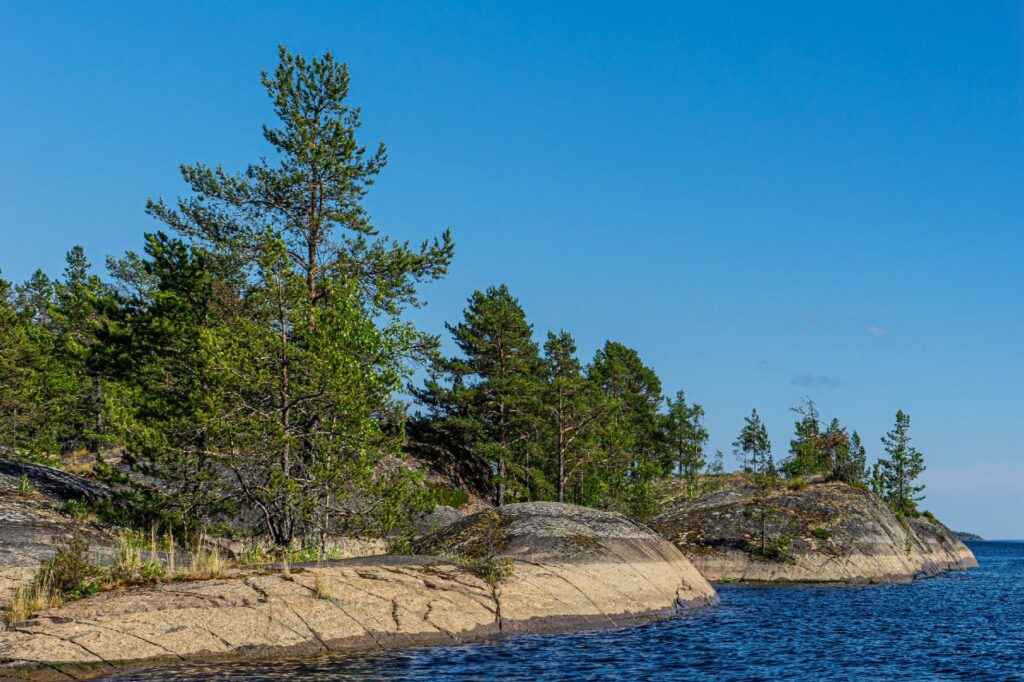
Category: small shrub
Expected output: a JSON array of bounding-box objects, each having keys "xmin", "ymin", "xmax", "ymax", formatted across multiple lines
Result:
[
  {"xmin": 749, "ymin": 535, "xmax": 793, "ymax": 563},
  {"xmin": 42, "ymin": 534, "xmax": 103, "ymax": 600},
  {"xmin": 140, "ymin": 561, "xmax": 166, "ymax": 582},
  {"xmin": 810, "ymin": 527, "xmax": 831, "ymax": 540},
  {"xmin": 287, "ymin": 543, "xmax": 322, "ymax": 564},
  {"xmin": 894, "ymin": 512, "xmax": 914, "ymax": 554},
  {"xmin": 786, "ymin": 478, "xmax": 809, "ymax": 492},
  {"xmin": 922, "ymin": 510, "xmax": 939, "ymax": 524},
  {"xmin": 17, "ymin": 475, "xmax": 34, "ymax": 496},
  {"xmin": 433, "ymin": 486, "xmax": 470, "ymax": 509},
  {"xmin": 387, "ymin": 532, "xmax": 415, "ymax": 556},
  {"xmin": 444, "ymin": 511, "xmax": 513, "ymax": 585},
  {"xmin": 62, "ymin": 499, "xmax": 91, "ymax": 521},
  {"xmin": 764, "ymin": 534, "xmax": 793, "ymax": 562}
]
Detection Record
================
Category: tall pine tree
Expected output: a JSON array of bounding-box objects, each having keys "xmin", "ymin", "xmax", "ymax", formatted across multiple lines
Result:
[
  {"xmin": 542, "ymin": 331, "xmax": 601, "ymax": 503},
  {"xmin": 663, "ymin": 390, "xmax": 708, "ymax": 498},
  {"xmin": 876, "ymin": 410, "xmax": 926, "ymax": 515},
  {"xmin": 415, "ymin": 285, "xmax": 543, "ymax": 506},
  {"xmin": 109, "ymin": 47, "xmax": 452, "ymax": 546}
]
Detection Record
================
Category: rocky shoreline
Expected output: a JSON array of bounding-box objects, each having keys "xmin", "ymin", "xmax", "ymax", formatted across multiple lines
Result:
[
  {"xmin": 0, "ymin": 503, "xmax": 716, "ymax": 681},
  {"xmin": 649, "ymin": 476, "xmax": 978, "ymax": 584},
  {"xmin": 0, "ymin": 464, "xmax": 980, "ymax": 680}
]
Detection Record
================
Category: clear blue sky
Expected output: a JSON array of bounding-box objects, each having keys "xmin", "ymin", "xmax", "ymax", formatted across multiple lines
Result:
[{"xmin": 1, "ymin": 2, "xmax": 1022, "ymax": 537}]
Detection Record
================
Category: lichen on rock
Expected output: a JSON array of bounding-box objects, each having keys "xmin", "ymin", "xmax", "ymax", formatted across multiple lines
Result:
[{"xmin": 649, "ymin": 476, "xmax": 977, "ymax": 584}]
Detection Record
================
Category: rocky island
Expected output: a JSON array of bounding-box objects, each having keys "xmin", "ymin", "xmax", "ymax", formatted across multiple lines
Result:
[{"xmin": 649, "ymin": 475, "xmax": 977, "ymax": 584}]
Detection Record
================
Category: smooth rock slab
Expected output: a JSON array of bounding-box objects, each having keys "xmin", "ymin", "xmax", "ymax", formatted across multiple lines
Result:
[{"xmin": 0, "ymin": 503, "xmax": 717, "ymax": 680}]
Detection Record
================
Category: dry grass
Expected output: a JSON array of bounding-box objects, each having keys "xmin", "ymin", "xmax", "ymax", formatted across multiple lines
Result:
[
  {"xmin": 5, "ymin": 572, "xmax": 63, "ymax": 627},
  {"xmin": 180, "ymin": 534, "xmax": 225, "ymax": 580},
  {"xmin": 313, "ymin": 572, "xmax": 332, "ymax": 599}
]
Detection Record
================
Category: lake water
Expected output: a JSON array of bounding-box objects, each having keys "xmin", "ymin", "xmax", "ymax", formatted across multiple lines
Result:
[{"xmin": 107, "ymin": 542, "xmax": 1022, "ymax": 681}]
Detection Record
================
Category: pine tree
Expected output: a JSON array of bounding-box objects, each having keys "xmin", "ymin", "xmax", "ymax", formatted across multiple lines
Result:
[
  {"xmin": 415, "ymin": 285, "xmax": 543, "ymax": 506},
  {"xmin": 782, "ymin": 398, "xmax": 823, "ymax": 477},
  {"xmin": 831, "ymin": 429, "xmax": 867, "ymax": 485},
  {"xmin": 49, "ymin": 247, "xmax": 119, "ymax": 455},
  {"xmin": 586, "ymin": 341, "xmax": 665, "ymax": 516},
  {"xmin": 734, "ymin": 408, "xmax": 772, "ymax": 474},
  {"xmin": 542, "ymin": 331, "xmax": 601, "ymax": 503},
  {"xmin": 110, "ymin": 48, "xmax": 451, "ymax": 546},
  {"xmin": 663, "ymin": 390, "xmax": 708, "ymax": 498},
  {"xmin": 0, "ymin": 274, "xmax": 61, "ymax": 458},
  {"xmin": 818, "ymin": 418, "xmax": 849, "ymax": 479},
  {"xmin": 707, "ymin": 449, "xmax": 726, "ymax": 475},
  {"xmin": 733, "ymin": 409, "xmax": 777, "ymax": 557},
  {"xmin": 877, "ymin": 410, "xmax": 926, "ymax": 516}
]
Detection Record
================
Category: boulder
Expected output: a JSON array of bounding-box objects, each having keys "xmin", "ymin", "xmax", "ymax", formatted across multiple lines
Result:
[
  {"xmin": 414, "ymin": 505, "xmax": 466, "ymax": 537},
  {"xmin": 649, "ymin": 476, "xmax": 977, "ymax": 584},
  {"xmin": 414, "ymin": 502, "xmax": 717, "ymax": 633}
]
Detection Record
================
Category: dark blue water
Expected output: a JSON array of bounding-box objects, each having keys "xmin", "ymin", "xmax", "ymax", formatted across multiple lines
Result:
[{"xmin": 109, "ymin": 542, "xmax": 1023, "ymax": 681}]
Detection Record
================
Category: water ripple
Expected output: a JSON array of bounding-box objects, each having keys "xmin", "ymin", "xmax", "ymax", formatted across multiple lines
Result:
[{"xmin": 106, "ymin": 542, "xmax": 1023, "ymax": 682}]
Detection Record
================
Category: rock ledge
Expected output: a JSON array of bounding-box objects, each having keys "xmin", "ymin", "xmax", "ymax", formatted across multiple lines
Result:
[{"xmin": 0, "ymin": 502, "xmax": 716, "ymax": 680}]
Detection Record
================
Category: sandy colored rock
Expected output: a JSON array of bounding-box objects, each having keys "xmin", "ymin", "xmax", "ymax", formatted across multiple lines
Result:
[
  {"xmin": 0, "ymin": 503, "xmax": 716, "ymax": 680},
  {"xmin": 649, "ymin": 476, "xmax": 978, "ymax": 584},
  {"xmin": 414, "ymin": 502, "xmax": 717, "ymax": 631}
]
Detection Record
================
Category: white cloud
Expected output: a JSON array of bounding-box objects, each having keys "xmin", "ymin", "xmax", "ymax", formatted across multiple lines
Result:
[{"xmin": 866, "ymin": 325, "xmax": 889, "ymax": 337}]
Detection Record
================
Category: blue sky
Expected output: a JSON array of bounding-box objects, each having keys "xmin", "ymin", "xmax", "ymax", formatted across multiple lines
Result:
[{"xmin": 1, "ymin": 2, "xmax": 1022, "ymax": 537}]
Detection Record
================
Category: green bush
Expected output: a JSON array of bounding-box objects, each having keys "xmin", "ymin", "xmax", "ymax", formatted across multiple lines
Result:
[
  {"xmin": 41, "ymin": 534, "xmax": 103, "ymax": 600},
  {"xmin": 432, "ymin": 486, "xmax": 470, "ymax": 509},
  {"xmin": 810, "ymin": 527, "xmax": 831, "ymax": 540},
  {"xmin": 764, "ymin": 534, "xmax": 793, "ymax": 562},
  {"xmin": 749, "ymin": 534, "xmax": 793, "ymax": 562},
  {"xmin": 444, "ymin": 511, "xmax": 513, "ymax": 585},
  {"xmin": 786, "ymin": 478, "xmax": 809, "ymax": 492},
  {"xmin": 62, "ymin": 499, "xmax": 91, "ymax": 520}
]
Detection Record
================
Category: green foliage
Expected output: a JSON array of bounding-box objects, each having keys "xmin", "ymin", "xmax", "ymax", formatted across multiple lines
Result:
[
  {"xmin": 62, "ymin": 499, "xmax": 91, "ymax": 520},
  {"xmin": 542, "ymin": 330, "xmax": 603, "ymax": 503},
  {"xmin": 780, "ymin": 399, "xmax": 867, "ymax": 485},
  {"xmin": 810, "ymin": 527, "xmax": 831, "ymax": 540},
  {"xmin": 40, "ymin": 534, "xmax": 104, "ymax": 600},
  {"xmin": 786, "ymin": 478, "xmax": 809, "ymax": 492},
  {"xmin": 414, "ymin": 285, "xmax": 543, "ymax": 506},
  {"xmin": 432, "ymin": 486, "xmax": 470, "ymax": 509},
  {"xmin": 876, "ymin": 410, "xmax": 926, "ymax": 516},
  {"xmin": 782, "ymin": 398, "xmax": 823, "ymax": 478},
  {"xmin": 100, "ymin": 47, "xmax": 448, "ymax": 547},
  {"xmin": 749, "ymin": 533, "xmax": 792, "ymax": 563},
  {"xmin": 663, "ymin": 390, "xmax": 708, "ymax": 498},
  {"xmin": 734, "ymin": 410, "xmax": 781, "ymax": 558},
  {"xmin": 922, "ymin": 510, "xmax": 939, "ymax": 524},
  {"xmin": 17, "ymin": 474, "xmax": 34, "ymax": 496},
  {"xmin": 442, "ymin": 511, "xmax": 513, "ymax": 585}
]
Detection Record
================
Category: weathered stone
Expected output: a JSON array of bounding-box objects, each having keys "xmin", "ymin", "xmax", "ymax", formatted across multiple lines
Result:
[
  {"xmin": 0, "ymin": 503, "xmax": 716, "ymax": 680},
  {"xmin": 0, "ymin": 463, "xmax": 118, "ymax": 610},
  {"xmin": 649, "ymin": 476, "xmax": 977, "ymax": 584},
  {"xmin": 415, "ymin": 502, "xmax": 718, "ymax": 632},
  {"xmin": 413, "ymin": 505, "xmax": 465, "ymax": 537}
]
